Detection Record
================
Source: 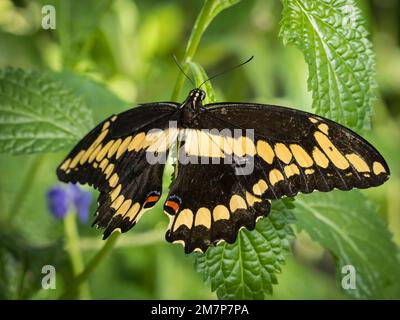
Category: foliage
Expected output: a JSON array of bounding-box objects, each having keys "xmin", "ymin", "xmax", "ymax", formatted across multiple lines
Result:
[
  {"xmin": 0, "ymin": 68, "xmax": 93, "ymax": 154},
  {"xmin": 280, "ymin": 0, "xmax": 376, "ymax": 132},
  {"xmin": 195, "ymin": 200, "xmax": 295, "ymax": 299},
  {"xmin": 295, "ymin": 191, "xmax": 400, "ymax": 299}
]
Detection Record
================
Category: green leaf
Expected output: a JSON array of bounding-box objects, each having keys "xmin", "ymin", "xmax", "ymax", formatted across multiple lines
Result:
[
  {"xmin": 53, "ymin": 71, "xmax": 129, "ymax": 123},
  {"xmin": 207, "ymin": 0, "xmax": 242, "ymax": 26},
  {"xmin": 0, "ymin": 68, "xmax": 93, "ymax": 155},
  {"xmin": 187, "ymin": 61, "xmax": 216, "ymax": 104},
  {"xmin": 294, "ymin": 191, "xmax": 400, "ymax": 299},
  {"xmin": 38, "ymin": 0, "xmax": 113, "ymax": 66},
  {"xmin": 59, "ymin": 0, "xmax": 112, "ymax": 44},
  {"xmin": 279, "ymin": 0, "xmax": 376, "ymax": 131},
  {"xmin": 195, "ymin": 200, "xmax": 295, "ymax": 299}
]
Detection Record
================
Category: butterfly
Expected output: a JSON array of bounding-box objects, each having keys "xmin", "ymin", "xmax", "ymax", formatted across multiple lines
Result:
[{"xmin": 57, "ymin": 88, "xmax": 390, "ymax": 253}]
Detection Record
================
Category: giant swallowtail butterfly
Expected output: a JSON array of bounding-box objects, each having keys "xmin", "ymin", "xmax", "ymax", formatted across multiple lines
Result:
[{"xmin": 57, "ymin": 88, "xmax": 390, "ymax": 253}]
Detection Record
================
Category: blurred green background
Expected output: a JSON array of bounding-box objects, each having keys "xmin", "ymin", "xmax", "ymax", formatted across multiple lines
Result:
[{"xmin": 0, "ymin": 0, "xmax": 399, "ymax": 299}]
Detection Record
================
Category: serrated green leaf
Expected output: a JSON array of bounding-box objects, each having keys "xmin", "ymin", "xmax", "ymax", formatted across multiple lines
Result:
[
  {"xmin": 0, "ymin": 68, "xmax": 93, "ymax": 155},
  {"xmin": 187, "ymin": 61, "xmax": 216, "ymax": 104},
  {"xmin": 294, "ymin": 191, "xmax": 400, "ymax": 299},
  {"xmin": 279, "ymin": 0, "xmax": 376, "ymax": 131},
  {"xmin": 195, "ymin": 200, "xmax": 294, "ymax": 299},
  {"xmin": 53, "ymin": 71, "xmax": 129, "ymax": 123}
]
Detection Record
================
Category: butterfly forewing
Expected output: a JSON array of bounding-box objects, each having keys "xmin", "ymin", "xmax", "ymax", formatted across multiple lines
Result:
[
  {"xmin": 57, "ymin": 103, "xmax": 179, "ymax": 237},
  {"xmin": 200, "ymin": 103, "xmax": 390, "ymax": 197}
]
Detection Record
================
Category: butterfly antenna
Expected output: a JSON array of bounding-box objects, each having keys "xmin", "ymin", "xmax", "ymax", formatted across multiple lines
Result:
[
  {"xmin": 199, "ymin": 55, "xmax": 254, "ymax": 88},
  {"xmin": 172, "ymin": 54, "xmax": 195, "ymax": 87}
]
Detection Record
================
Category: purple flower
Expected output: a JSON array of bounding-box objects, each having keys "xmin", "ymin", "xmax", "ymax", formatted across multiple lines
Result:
[
  {"xmin": 73, "ymin": 189, "xmax": 92, "ymax": 223},
  {"xmin": 47, "ymin": 186, "xmax": 69, "ymax": 219},
  {"xmin": 47, "ymin": 183, "xmax": 92, "ymax": 223}
]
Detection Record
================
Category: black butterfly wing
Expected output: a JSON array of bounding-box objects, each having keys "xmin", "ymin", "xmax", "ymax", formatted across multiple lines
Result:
[
  {"xmin": 164, "ymin": 121, "xmax": 271, "ymax": 253},
  {"xmin": 165, "ymin": 161, "xmax": 271, "ymax": 253},
  {"xmin": 57, "ymin": 102, "xmax": 179, "ymax": 237},
  {"xmin": 201, "ymin": 103, "xmax": 390, "ymax": 198},
  {"xmin": 164, "ymin": 102, "xmax": 389, "ymax": 253}
]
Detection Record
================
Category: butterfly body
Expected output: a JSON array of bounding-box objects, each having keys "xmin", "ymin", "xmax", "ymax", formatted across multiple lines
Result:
[
  {"xmin": 57, "ymin": 89, "xmax": 390, "ymax": 253},
  {"xmin": 179, "ymin": 88, "xmax": 206, "ymax": 127}
]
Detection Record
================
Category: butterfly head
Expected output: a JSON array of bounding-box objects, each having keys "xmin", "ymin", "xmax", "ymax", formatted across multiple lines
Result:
[{"xmin": 184, "ymin": 88, "xmax": 206, "ymax": 110}]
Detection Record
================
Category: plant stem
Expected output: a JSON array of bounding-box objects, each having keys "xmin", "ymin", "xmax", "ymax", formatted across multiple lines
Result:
[
  {"xmin": 59, "ymin": 231, "xmax": 120, "ymax": 299},
  {"xmin": 171, "ymin": 0, "xmax": 216, "ymax": 101},
  {"xmin": 63, "ymin": 212, "xmax": 91, "ymax": 299},
  {"xmin": 7, "ymin": 154, "xmax": 46, "ymax": 224}
]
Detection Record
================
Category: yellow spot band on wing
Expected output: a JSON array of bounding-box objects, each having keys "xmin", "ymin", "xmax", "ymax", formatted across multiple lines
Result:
[
  {"xmin": 108, "ymin": 139, "xmax": 122, "ymax": 158},
  {"xmin": 269, "ymin": 169, "xmax": 284, "ymax": 185},
  {"xmin": 245, "ymin": 192, "xmax": 262, "ymax": 206},
  {"xmin": 284, "ymin": 164, "xmax": 300, "ymax": 178},
  {"xmin": 116, "ymin": 199, "xmax": 132, "ymax": 216},
  {"xmin": 373, "ymin": 161, "xmax": 386, "ymax": 175},
  {"xmin": 305, "ymin": 168, "xmax": 315, "ymax": 175},
  {"xmin": 290, "ymin": 144, "xmax": 314, "ymax": 168},
  {"xmin": 99, "ymin": 158, "xmax": 109, "ymax": 171},
  {"xmin": 88, "ymin": 144, "xmax": 102, "ymax": 163},
  {"xmin": 312, "ymin": 147, "xmax": 329, "ymax": 168},
  {"xmin": 345, "ymin": 154, "xmax": 370, "ymax": 172},
  {"xmin": 96, "ymin": 141, "xmax": 114, "ymax": 162},
  {"xmin": 128, "ymin": 133, "xmax": 146, "ymax": 152},
  {"xmin": 104, "ymin": 163, "xmax": 114, "ymax": 179},
  {"xmin": 213, "ymin": 205, "xmax": 230, "ymax": 221},
  {"xmin": 70, "ymin": 150, "xmax": 85, "ymax": 168},
  {"xmin": 257, "ymin": 140, "xmax": 275, "ymax": 164},
  {"xmin": 229, "ymin": 195, "xmax": 247, "ymax": 212},
  {"xmin": 233, "ymin": 136, "xmax": 256, "ymax": 157},
  {"xmin": 109, "ymin": 173, "xmax": 119, "ymax": 188},
  {"xmin": 314, "ymin": 132, "xmax": 349, "ymax": 170},
  {"xmin": 274, "ymin": 143, "xmax": 293, "ymax": 164},
  {"xmin": 102, "ymin": 121, "xmax": 110, "ymax": 131},
  {"xmin": 173, "ymin": 209, "xmax": 193, "ymax": 231},
  {"xmin": 252, "ymin": 179, "xmax": 268, "ymax": 196},
  {"xmin": 93, "ymin": 129, "xmax": 109, "ymax": 146},
  {"xmin": 318, "ymin": 123, "xmax": 329, "ymax": 135},
  {"xmin": 126, "ymin": 203, "xmax": 140, "ymax": 221},
  {"xmin": 80, "ymin": 147, "xmax": 94, "ymax": 165},
  {"xmin": 110, "ymin": 184, "xmax": 121, "ymax": 202},
  {"xmin": 60, "ymin": 159, "xmax": 71, "ymax": 171},
  {"xmin": 116, "ymin": 136, "xmax": 132, "ymax": 159},
  {"xmin": 111, "ymin": 195, "xmax": 124, "ymax": 210},
  {"xmin": 195, "ymin": 208, "xmax": 211, "ymax": 228}
]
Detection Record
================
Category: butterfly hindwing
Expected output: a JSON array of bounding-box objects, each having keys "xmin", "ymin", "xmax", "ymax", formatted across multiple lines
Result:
[
  {"xmin": 57, "ymin": 103, "xmax": 179, "ymax": 238},
  {"xmin": 165, "ymin": 161, "xmax": 271, "ymax": 253}
]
